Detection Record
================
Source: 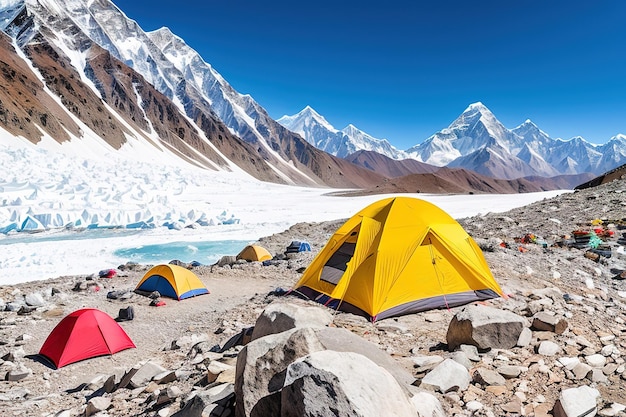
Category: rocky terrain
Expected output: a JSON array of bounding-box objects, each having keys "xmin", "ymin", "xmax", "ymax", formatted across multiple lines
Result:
[{"xmin": 0, "ymin": 177, "xmax": 625, "ymax": 416}]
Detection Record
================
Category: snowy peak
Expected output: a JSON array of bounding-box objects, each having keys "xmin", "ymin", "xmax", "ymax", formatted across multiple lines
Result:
[
  {"xmin": 457, "ymin": 102, "xmax": 497, "ymax": 125},
  {"xmin": 513, "ymin": 119, "xmax": 540, "ymax": 133},
  {"xmin": 406, "ymin": 102, "xmax": 626, "ymax": 178},
  {"xmin": 341, "ymin": 124, "xmax": 362, "ymax": 136},
  {"xmin": 0, "ymin": 0, "xmax": 24, "ymax": 30},
  {"xmin": 278, "ymin": 106, "xmax": 338, "ymax": 137},
  {"xmin": 407, "ymin": 102, "xmax": 516, "ymax": 166},
  {"xmin": 278, "ymin": 107, "xmax": 406, "ymax": 160}
]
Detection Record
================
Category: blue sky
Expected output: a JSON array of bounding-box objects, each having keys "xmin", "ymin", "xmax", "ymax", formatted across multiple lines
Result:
[{"xmin": 113, "ymin": 0, "xmax": 626, "ymax": 148}]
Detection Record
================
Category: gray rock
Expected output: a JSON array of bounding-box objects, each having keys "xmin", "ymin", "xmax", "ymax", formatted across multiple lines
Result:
[
  {"xmin": 517, "ymin": 327, "xmax": 533, "ymax": 347},
  {"xmin": 235, "ymin": 326, "xmax": 415, "ymax": 417},
  {"xmin": 156, "ymin": 385, "xmax": 183, "ymax": 406},
  {"xmin": 497, "ymin": 365, "xmax": 524, "ymax": 379},
  {"xmin": 412, "ymin": 355, "xmax": 444, "ymax": 373},
  {"xmin": 447, "ymin": 351, "xmax": 472, "ymax": 370},
  {"xmin": 5, "ymin": 301, "xmax": 24, "ymax": 312},
  {"xmin": 459, "ymin": 344, "xmax": 481, "ymax": 361},
  {"xmin": 532, "ymin": 312, "xmax": 568, "ymax": 334},
  {"xmin": 250, "ymin": 301, "xmax": 333, "ymax": 341},
  {"xmin": 129, "ymin": 361, "xmax": 167, "ymax": 388},
  {"xmin": 600, "ymin": 344, "xmax": 620, "ymax": 357},
  {"xmin": 571, "ymin": 363, "xmax": 593, "ymax": 380},
  {"xmin": 153, "ymin": 370, "xmax": 177, "ymax": 385},
  {"xmin": 423, "ymin": 312, "xmax": 445, "ymax": 323},
  {"xmin": 598, "ymin": 402, "xmax": 626, "ymax": 417},
  {"xmin": 5, "ymin": 366, "xmax": 31, "ymax": 381},
  {"xmin": 585, "ymin": 354, "xmax": 607, "ymax": 368},
  {"xmin": 591, "ymin": 369, "xmax": 608, "ymax": 383},
  {"xmin": 24, "ymin": 292, "xmax": 45, "ymax": 307},
  {"xmin": 446, "ymin": 305, "xmax": 526, "ymax": 351},
  {"xmin": 472, "ymin": 367, "xmax": 506, "ymax": 386},
  {"xmin": 552, "ymin": 385, "xmax": 599, "ymax": 417},
  {"xmin": 207, "ymin": 361, "xmax": 234, "ymax": 384},
  {"xmin": 408, "ymin": 389, "xmax": 447, "ymax": 417},
  {"xmin": 376, "ymin": 322, "xmax": 410, "ymax": 334},
  {"xmin": 538, "ymin": 340, "xmax": 561, "ymax": 356},
  {"xmin": 85, "ymin": 396, "xmax": 111, "ymax": 416},
  {"xmin": 282, "ymin": 350, "xmax": 416, "ymax": 417},
  {"xmin": 559, "ymin": 357, "xmax": 581, "ymax": 371},
  {"xmin": 0, "ymin": 387, "xmax": 29, "ymax": 400},
  {"xmin": 602, "ymin": 363, "xmax": 619, "ymax": 375},
  {"xmin": 574, "ymin": 335, "xmax": 594, "ymax": 348},
  {"xmin": 172, "ymin": 383, "xmax": 234, "ymax": 417},
  {"xmin": 214, "ymin": 255, "xmax": 237, "ymax": 267},
  {"xmin": 421, "ymin": 359, "xmax": 471, "ymax": 393},
  {"xmin": 528, "ymin": 298, "xmax": 555, "ymax": 315}
]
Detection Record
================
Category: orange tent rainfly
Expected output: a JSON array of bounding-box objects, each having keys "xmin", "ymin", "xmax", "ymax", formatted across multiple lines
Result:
[
  {"xmin": 39, "ymin": 308, "xmax": 135, "ymax": 368},
  {"xmin": 293, "ymin": 197, "xmax": 503, "ymax": 322},
  {"xmin": 236, "ymin": 244, "xmax": 272, "ymax": 262},
  {"xmin": 135, "ymin": 264, "xmax": 209, "ymax": 300}
]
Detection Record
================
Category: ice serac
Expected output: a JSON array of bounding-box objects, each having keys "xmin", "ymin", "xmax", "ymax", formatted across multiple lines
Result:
[{"xmin": 278, "ymin": 106, "xmax": 407, "ymax": 160}]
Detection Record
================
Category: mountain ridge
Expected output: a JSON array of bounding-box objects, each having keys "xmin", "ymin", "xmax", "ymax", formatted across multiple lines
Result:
[
  {"xmin": 1, "ymin": 0, "xmax": 623, "ymax": 194},
  {"xmin": 0, "ymin": 0, "xmax": 386, "ymax": 189},
  {"xmin": 282, "ymin": 102, "xmax": 626, "ymax": 180}
]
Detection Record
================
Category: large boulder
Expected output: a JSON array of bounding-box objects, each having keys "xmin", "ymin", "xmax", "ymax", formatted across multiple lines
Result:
[
  {"xmin": 446, "ymin": 305, "xmax": 527, "ymax": 351},
  {"xmin": 281, "ymin": 350, "xmax": 416, "ymax": 417},
  {"xmin": 250, "ymin": 301, "xmax": 333, "ymax": 341},
  {"xmin": 552, "ymin": 385, "xmax": 600, "ymax": 417},
  {"xmin": 235, "ymin": 326, "xmax": 414, "ymax": 417},
  {"xmin": 235, "ymin": 328, "xmax": 324, "ymax": 417}
]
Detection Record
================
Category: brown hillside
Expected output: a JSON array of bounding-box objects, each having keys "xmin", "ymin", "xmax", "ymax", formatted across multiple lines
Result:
[
  {"xmin": 575, "ymin": 163, "xmax": 626, "ymax": 190},
  {"xmin": 0, "ymin": 32, "xmax": 79, "ymax": 143},
  {"xmin": 345, "ymin": 150, "xmax": 438, "ymax": 178}
]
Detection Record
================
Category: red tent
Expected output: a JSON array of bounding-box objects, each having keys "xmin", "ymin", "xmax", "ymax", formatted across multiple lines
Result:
[{"xmin": 39, "ymin": 308, "xmax": 135, "ymax": 368}]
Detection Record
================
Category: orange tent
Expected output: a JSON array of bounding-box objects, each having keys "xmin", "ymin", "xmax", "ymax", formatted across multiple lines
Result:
[{"xmin": 236, "ymin": 245, "xmax": 272, "ymax": 261}]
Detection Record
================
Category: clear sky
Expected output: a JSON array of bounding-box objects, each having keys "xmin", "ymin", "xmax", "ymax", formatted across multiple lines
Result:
[{"xmin": 112, "ymin": 0, "xmax": 626, "ymax": 148}]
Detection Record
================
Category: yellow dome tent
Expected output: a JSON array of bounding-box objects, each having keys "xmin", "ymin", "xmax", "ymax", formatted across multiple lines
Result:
[
  {"xmin": 293, "ymin": 197, "xmax": 503, "ymax": 321},
  {"xmin": 236, "ymin": 245, "xmax": 272, "ymax": 262},
  {"xmin": 135, "ymin": 264, "xmax": 209, "ymax": 300}
]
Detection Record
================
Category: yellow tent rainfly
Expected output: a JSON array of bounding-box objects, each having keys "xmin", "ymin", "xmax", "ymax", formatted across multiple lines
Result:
[
  {"xmin": 135, "ymin": 264, "xmax": 209, "ymax": 300},
  {"xmin": 236, "ymin": 245, "xmax": 272, "ymax": 262},
  {"xmin": 293, "ymin": 197, "xmax": 503, "ymax": 321}
]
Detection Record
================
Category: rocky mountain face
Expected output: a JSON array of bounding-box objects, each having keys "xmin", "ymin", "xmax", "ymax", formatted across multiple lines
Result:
[
  {"xmin": 277, "ymin": 106, "xmax": 407, "ymax": 160},
  {"xmin": 576, "ymin": 163, "xmax": 626, "ymax": 190},
  {"xmin": 406, "ymin": 103, "xmax": 626, "ymax": 179},
  {"xmin": 0, "ymin": 0, "xmax": 384, "ymax": 188}
]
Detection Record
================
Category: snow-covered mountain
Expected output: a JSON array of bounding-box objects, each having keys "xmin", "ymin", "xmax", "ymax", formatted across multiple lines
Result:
[
  {"xmin": 596, "ymin": 134, "xmax": 626, "ymax": 174},
  {"xmin": 281, "ymin": 102, "xmax": 625, "ymax": 180},
  {"xmin": 406, "ymin": 102, "xmax": 626, "ymax": 179},
  {"xmin": 278, "ymin": 106, "xmax": 407, "ymax": 160},
  {"xmin": 0, "ymin": 0, "xmax": 623, "ymax": 187},
  {"xmin": 0, "ymin": 0, "xmax": 383, "ymax": 189}
]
